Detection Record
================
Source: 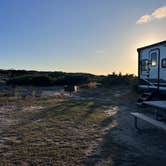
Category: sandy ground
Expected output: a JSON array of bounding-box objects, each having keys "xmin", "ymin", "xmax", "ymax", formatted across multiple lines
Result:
[{"xmin": 0, "ymin": 86, "xmax": 166, "ymax": 165}]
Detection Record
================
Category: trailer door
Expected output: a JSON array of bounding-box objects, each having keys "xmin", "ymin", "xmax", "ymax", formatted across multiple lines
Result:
[{"xmin": 149, "ymin": 49, "xmax": 159, "ymax": 79}]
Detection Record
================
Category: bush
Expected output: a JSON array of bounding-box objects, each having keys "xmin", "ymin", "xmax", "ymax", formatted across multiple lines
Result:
[
  {"xmin": 100, "ymin": 73, "xmax": 138, "ymax": 88},
  {"xmin": 7, "ymin": 75, "xmax": 54, "ymax": 86}
]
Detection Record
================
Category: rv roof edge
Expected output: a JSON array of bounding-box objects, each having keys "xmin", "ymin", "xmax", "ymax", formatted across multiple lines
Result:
[{"xmin": 137, "ymin": 40, "xmax": 166, "ymax": 52}]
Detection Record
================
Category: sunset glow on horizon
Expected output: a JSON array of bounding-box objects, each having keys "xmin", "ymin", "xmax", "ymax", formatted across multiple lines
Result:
[{"xmin": 0, "ymin": 0, "xmax": 166, "ymax": 75}]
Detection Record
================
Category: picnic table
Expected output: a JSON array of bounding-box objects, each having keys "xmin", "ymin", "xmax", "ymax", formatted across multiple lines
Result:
[
  {"xmin": 131, "ymin": 101, "xmax": 166, "ymax": 130},
  {"xmin": 143, "ymin": 101, "xmax": 166, "ymax": 120}
]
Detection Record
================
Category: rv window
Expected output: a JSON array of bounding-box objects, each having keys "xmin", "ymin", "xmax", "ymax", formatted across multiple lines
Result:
[
  {"xmin": 151, "ymin": 52, "xmax": 157, "ymax": 66},
  {"xmin": 141, "ymin": 59, "xmax": 148, "ymax": 71},
  {"xmin": 162, "ymin": 59, "xmax": 166, "ymax": 68}
]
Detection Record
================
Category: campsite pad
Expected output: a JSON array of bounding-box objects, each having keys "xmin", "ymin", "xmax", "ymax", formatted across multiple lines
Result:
[{"xmin": 0, "ymin": 86, "xmax": 166, "ymax": 165}]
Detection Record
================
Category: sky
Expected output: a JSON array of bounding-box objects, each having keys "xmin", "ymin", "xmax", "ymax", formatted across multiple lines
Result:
[{"xmin": 0, "ymin": 0, "xmax": 166, "ymax": 75}]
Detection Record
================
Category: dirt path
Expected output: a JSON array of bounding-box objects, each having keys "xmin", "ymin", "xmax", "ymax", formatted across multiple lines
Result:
[{"xmin": 81, "ymin": 87, "xmax": 166, "ymax": 166}]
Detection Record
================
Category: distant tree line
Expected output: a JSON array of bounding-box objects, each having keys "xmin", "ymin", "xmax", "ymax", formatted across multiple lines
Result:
[
  {"xmin": 99, "ymin": 72, "xmax": 138, "ymax": 88},
  {"xmin": 1, "ymin": 70, "xmax": 96, "ymax": 86},
  {"xmin": 0, "ymin": 69, "xmax": 138, "ymax": 87}
]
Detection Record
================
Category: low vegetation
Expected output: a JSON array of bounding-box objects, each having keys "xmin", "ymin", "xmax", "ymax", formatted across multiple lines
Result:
[
  {"xmin": 99, "ymin": 72, "xmax": 138, "ymax": 88},
  {"xmin": 0, "ymin": 69, "xmax": 138, "ymax": 88},
  {"xmin": 0, "ymin": 95, "xmax": 107, "ymax": 165}
]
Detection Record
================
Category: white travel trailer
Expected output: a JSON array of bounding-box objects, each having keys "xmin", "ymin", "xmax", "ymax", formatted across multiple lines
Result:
[{"xmin": 138, "ymin": 40, "xmax": 166, "ymax": 93}]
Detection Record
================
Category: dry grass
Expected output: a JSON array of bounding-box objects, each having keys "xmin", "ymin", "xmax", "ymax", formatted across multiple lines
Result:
[
  {"xmin": 0, "ymin": 94, "xmax": 107, "ymax": 165},
  {"xmin": 2, "ymin": 86, "xmax": 164, "ymax": 166}
]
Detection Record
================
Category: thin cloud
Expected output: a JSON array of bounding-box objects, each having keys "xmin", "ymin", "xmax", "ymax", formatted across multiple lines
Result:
[
  {"xmin": 96, "ymin": 50, "xmax": 105, "ymax": 54},
  {"xmin": 152, "ymin": 6, "xmax": 166, "ymax": 19},
  {"xmin": 136, "ymin": 6, "xmax": 166, "ymax": 24},
  {"xmin": 136, "ymin": 14, "xmax": 152, "ymax": 24}
]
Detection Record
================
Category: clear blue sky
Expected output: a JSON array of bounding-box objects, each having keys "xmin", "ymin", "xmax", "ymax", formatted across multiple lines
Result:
[{"xmin": 0, "ymin": 0, "xmax": 166, "ymax": 75}]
